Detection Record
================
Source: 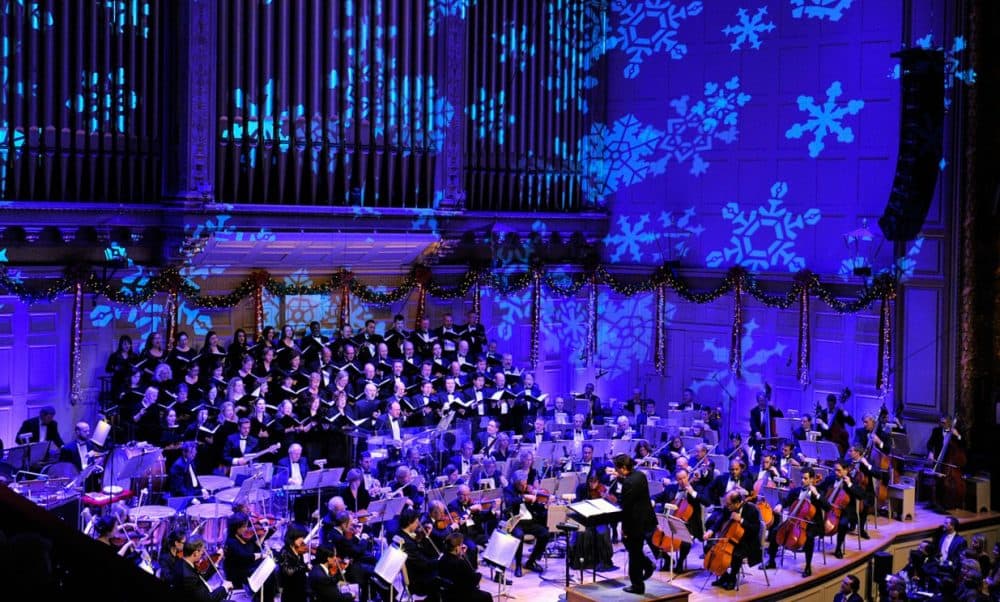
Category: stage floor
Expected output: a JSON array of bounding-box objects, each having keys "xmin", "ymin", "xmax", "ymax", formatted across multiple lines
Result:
[{"xmin": 477, "ymin": 504, "xmax": 1000, "ymax": 602}]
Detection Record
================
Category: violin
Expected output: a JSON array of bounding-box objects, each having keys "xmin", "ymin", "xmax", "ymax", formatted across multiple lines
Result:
[{"xmin": 195, "ymin": 549, "xmax": 224, "ymax": 575}]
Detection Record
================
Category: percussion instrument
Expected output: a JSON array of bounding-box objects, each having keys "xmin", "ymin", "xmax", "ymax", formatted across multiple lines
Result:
[
  {"xmin": 128, "ymin": 505, "xmax": 176, "ymax": 547},
  {"xmin": 186, "ymin": 503, "xmax": 234, "ymax": 545},
  {"xmin": 216, "ymin": 487, "xmax": 271, "ymax": 506},
  {"xmin": 198, "ymin": 475, "xmax": 234, "ymax": 493}
]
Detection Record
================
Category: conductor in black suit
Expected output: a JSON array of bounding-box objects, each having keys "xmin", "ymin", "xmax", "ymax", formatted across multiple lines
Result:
[
  {"xmin": 16, "ymin": 405, "xmax": 64, "ymax": 450},
  {"xmin": 613, "ymin": 453, "xmax": 657, "ymax": 594},
  {"xmin": 223, "ymin": 417, "xmax": 258, "ymax": 467}
]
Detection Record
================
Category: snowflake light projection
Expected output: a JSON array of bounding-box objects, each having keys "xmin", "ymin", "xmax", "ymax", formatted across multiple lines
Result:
[
  {"xmin": 0, "ymin": 248, "xmax": 7, "ymax": 262},
  {"xmin": 409, "ymin": 191, "xmax": 446, "ymax": 236},
  {"xmin": 838, "ymin": 235, "xmax": 925, "ymax": 283},
  {"xmin": 662, "ymin": 76, "xmax": 752, "ymax": 175},
  {"xmin": 705, "ymin": 182, "xmax": 822, "ymax": 272},
  {"xmin": 722, "ymin": 6, "xmax": 775, "ymax": 52},
  {"xmin": 493, "ymin": 21, "xmax": 535, "ymax": 73},
  {"xmin": 545, "ymin": 2, "xmax": 605, "ymax": 115},
  {"xmin": 102, "ymin": 1, "xmax": 152, "ymax": 38},
  {"xmin": 691, "ymin": 318, "xmax": 787, "ymax": 415},
  {"xmin": 66, "ymin": 68, "xmax": 139, "ymax": 134},
  {"xmin": 581, "ymin": 114, "xmax": 667, "ymax": 205},
  {"xmin": 88, "ymin": 266, "xmax": 215, "ymax": 337},
  {"xmin": 467, "ymin": 88, "xmax": 515, "ymax": 145},
  {"xmin": 262, "ymin": 270, "xmax": 383, "ymax": 333},
  {"xmin": 785, "ymin": 81, "xmax": 864, "ymax": 158},
  {"xmin": 607, "ymin": 0, "xmax": 704, "ymax": 80},
  {"xmin": 13, "ymin": 0, "xmax": 53, "ymax": 30},
  {"xmin": 602, "ymin": 208, "xmax": 704, "ymax": 264},
  {"xmin": 428, "ymin": 0, "xmax": 475, "ymax": 36},
  {"xmin": 789, "ymin": 0, "xmax": 853, "ymax": 22},
  {"xmin": 891, "ymin": 35, "xmax": 976, "ymax": 110}
]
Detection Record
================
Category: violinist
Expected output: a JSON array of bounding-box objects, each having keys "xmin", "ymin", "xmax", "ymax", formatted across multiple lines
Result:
[
  {"xmin": 563, "ymin": 413, "xmax": 591, "ymax": 443},
  {"xmin": 767, "ymin": 467, "xmax": 828, "ymax": 576},
  {"xmin": 224, "ymin": 512, "xmax": 276, "ymax": 601},
  {"xmin": 427, "ymin": 500, "xmax": 477, "ymax": 567},
  {"xmin": 708, "ymin": 459, "xmax": 754, "ymax": 507},
  {"xmin": 721, "ymin": 432, "xmax": 750, "ymax": 467},
  {"xmin": 778, "ymin": 440, "xmax": 805, "ymax": 481},
  {"xmin": 847, "ymin": 444, "xmax": 887, "ymax": 539},
  {"xmin": 307, "ymin": 545, "xmax": 354, "ymax": 602},
  {"xmin": 688, "ymin": 443, "xmax": 716, "ymax": 493},
  {"xmin": 341, "ymin": 468, "xmax": 371, "ymax": 513},
  {"xmin": 634, "ymin": 439, "xmax": 659, "ymax": 468},
  {"xmin": 178, "ymin": 536, "xmax": 234, "ymax": 602},
  {"xmin": 448, "ymin": 485, "xmax": 497, "ymax": 551},
  {"xmin": 328, "ymin": 511, "xmax": 374, "ymax": 601},
  {"xmin": 501, "ymin": 469, "xmax": 551, "ymax": 577},
  {"xmin": 657, "ymin": 467, "xmax": 704, "ymax": 574},
  {"xmin": 277, "ymin": 527, "xmax": 310, "ymax": 602},
  {"xmin": 569, "ymin": 470, "xmax": 616, "ymax": 572},
  {"xmin": 393, "ymin": 508, "xmax": 441, "ymax": 597},
  {"xmin": 657, "ymin": 436, "xmax": 687, "ymax": 472},
  {"xmin": 385, "ymin": 466, "xmax": 424, "ymax": 509},
  {"xmin": 158, "ymin": 529, "xmax": 187, "ymax": 588},
  {"xmin": 612, "ymin": 454, "xmax": 657, "ymax": 595},
  {"xmin": 438, "ymin": 532, "xmax": 492, "ymax": 602},
  {"xmin": 819, "ymin": 460, "xmax": 865, "ymax": 559},
  {"xmin": 704, "ymin": 490, "xmax": 762, "ymax": 591},
  {"xmin": 471, "ymin": 456, "xmax": 507, "ymax": 490}
]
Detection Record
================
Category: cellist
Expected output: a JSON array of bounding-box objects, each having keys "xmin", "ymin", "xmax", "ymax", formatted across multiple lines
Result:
[
  {"xmin": 819, "ymin": 460, "xmax": 865, "ymax": 559},
  {"xmin": 847, "ymin": 444, "xmax": 888, "ymax": 540},
  {"xmin": 767, "ymin": 467, "xmax": 828, "ymax": 577},
  {"xmin": 656, "ymin": 467, "xmax": 704, "ymax": 574},
  {"xmin": 703, "ymin": 490, "xmax": 762, "ymax": 591}
]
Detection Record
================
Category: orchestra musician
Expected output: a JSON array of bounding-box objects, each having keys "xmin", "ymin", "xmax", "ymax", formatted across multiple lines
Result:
[
  {"xmin": 341, "ymin": 468, "xmax": 372, "ymax": 513},
  {"xmin": 612, "ymin": 415, "xmax": 633, "ymax": 440},
  {"xmin": 427, "ymin": 500, "xmax": 477, "ymax": 567},
  {"xmin": 476, "ymin": 419, "xmax": 500, "ymax": 455},
  {"xmin": 563, "ymin": 413, "xmax": 591, "ymax": 443},
  {"xmin": 688, "ymin": 443, "xmax": 716, "ymax": 493},
  {"xmin": 385, "ymin": 466, "xmax": 425, "ymax": 509},
  {"xmin": 749, "ymin": 388, "xmax": 783, "ymax": 455},
  {"xmin": 327, "ymin": 510, "xmax": 374, "ymax": 600},
  {"xmin": 307, "ymin": 545, "xmax": 354, "ymax": 602},
  {"xmin": 927, "ymin": 414, "xmax": 964, "ymax": 461},
  {"xmin": 223, "ymin": 418, "xmax": 259, "ymax": 468},
  {"xmin": 634, "ymin": 439, "xmax": 659, "ymax": 468},
  {"xmin": 168, "ymin": 441, "xmax": 208, "ymax": 498},
  {"xmin": 438, "ymin": 532, "xmax": 492, "ymax": 602},
  {"xmin": 59, "ymin": 421, "xmax": 104, "ymax": 473},
  {"xmin": 847, "ymin": 444, "xmax": 887, "ymax": 539},
  {"xmin": 704, "ymin": 490, "xmax": 762, "ymax": 590},
  {"xmin": 657, "ymin": 436, "xmax": 687, "ymax": 472},
  {"xmin": 157, "ymin": 528, "xmax": 187, "ymax": 588},
  {"xmin": 393, "ymin": 508, "xmax": 441, "ymax": 597},
  {"xmin": 274, "ymin": 443, "xmax": 310, "ymax": 489},
  {"xmin": 721, "ymin": 432, "xmax": 750, "ymax": 466},
  {"xmin": 816, "ymin": 392, "xmax": 855, "ymax": 456},
  {"xmin": 276, "ymin": 526, "xmax": 310, "ymax": 602},
  {"xmin": 448, "ymin": 485, "xmax": 498, "ymax": 551},
  {"xmin": 767, "ymin": 466, "xmax": 828, "ymax": 576},
  {"xmin": 611, "ymin": 454, "xmax": 657, "ymax": 594},
  {"xmin": 224, "ymin": 512, "xmax": 276, "ymax": 602},
  {"xmin": 819, "ymin": 460, "xmax": 865, "ymax": 559},
  {"xmin": 177, "ymin": 536, "xmax": 234, "ymax": 602},
  {"xmin": 470, "ymin": 456, "xmax": 507, "ymax": 490},
  {"xmin": 501, "ymin": 469, "xmax": 551, "ymax": 576},
  {"xmin": 575, "ymin": 383, "xmax": 603, "ymax": 427},
  {"xmin": 708, "ymin": 459, "xmax": 754, "ymax": 507},
  {"xmin": 854, "ymin": 413, "xmax": 890, "ymax": 454},
  {"xmin": 569, "ymin": 470, "xmax": 616, "ymax": 572},
  {"xmin": 489, "ymin": 432, "xmax": 513, "ymax": 462},
  {"xmin": 777, "ymin": 440, "xmax": 805, "ymax": 481},
  {"xmin": 657, "ymin": 467, "xmax": 704, "ymax": 574},
  {"xmin": 525, "ymin": 417, "xmax": 554, "ymax": 446},
  {"xmin": 449, "ymin": 439, "xmax": 478, "ymax": 478},
  {"xmin": 793, "ymin": 415, "xmax": 815, "ymax": 442}
]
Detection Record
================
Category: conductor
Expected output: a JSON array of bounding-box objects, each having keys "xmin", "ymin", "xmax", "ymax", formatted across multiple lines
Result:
[{"xmin": 612, "ymin": 453, "xmax": 656, "ymax": 594}]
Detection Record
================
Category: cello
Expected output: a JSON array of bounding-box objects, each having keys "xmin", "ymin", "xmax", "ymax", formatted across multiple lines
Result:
[
  {"xmin": 822, "ymin": 473, "xmax": 852, "ymax": 536},
  {"xmin": 774, "ymin": 485, "xmax": 817, "ymax": 552},
  {"xmin": 704, "ymin": 497, "xmax": 747, "ymax": 577},
  {"xmin": 651, "ymin": 486, "xmax": 695, "ymax": 554},
  {"xmin": 866, "ymin": 405, "xmax": 891, "ymax": 506}
]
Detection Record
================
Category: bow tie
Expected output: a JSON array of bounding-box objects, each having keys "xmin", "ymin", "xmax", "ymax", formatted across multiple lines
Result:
[{"xmin": 240, "ymin": 437, "xmax": 248, "ymax": 441}]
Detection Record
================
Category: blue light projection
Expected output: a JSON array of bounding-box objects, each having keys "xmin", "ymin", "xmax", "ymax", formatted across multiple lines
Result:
[
  {"xmin": 785, "ymin": 81, "xmax": 864, "ymax": 158},
  {"xmin": 493, "ymin": 22, "xmax": 535, "ymax": 73},
  {"xmin": 789, "ymin": 0, "xmax": 853, "ymax": 22},
  {"xmin": 705, "ymin": 182, "xmax": 822, "ymax": 272},
  {"xmin": 66, "ymin": 68, "xmax": 139, "ymax": 134},
  {"xmin": 545, "ymin": 2, "xmax": 605, "ymax": 115},
  {"xmin": 663, "ymin": 76, "xmax": 751, "ymax": 175},
  {"xmin": 607, "ymin": 0, "xmax": 704, "ymax": 79},
  {"xmin": 692, "ymin": 318, "xmax": 788, "ymax": 415},
  {"xmin": 88, "ymin": 266, "xmax": 215, "ymax": 337},
  {"xmin": 722, "ymin": 6, "xmax": 775, "ymax": 52},
  {"xmin": 15, "ymin": 0, "xmax": 53, "ymax": 30},
  {"xmin": 467, "ymin": 88, "xmax": 514, "ymax": 144},
  {"xmin": 892, "ymin": 35, "xmax": 977, "ymax": 111},
  {"xmin": 602, "ymin": 208, "xmax": 704, "ymax": 263},
  {"xmin": 0, "ymin": 248, "xmax": 7, "ymax": 262},
  {"xmin": 427, "ymin": 0, "xmax": 475, "ymax": 37},
  {"xmin": 102, "ymin": 1, "xmax": 152, "ymax": 38},
  {"xmin": 838, "ymin": 235, "xmax": 925, "ymax": 284},
  {"xmin": 260, "ymin": 270, "xmax": 385, "ymax": 333}
]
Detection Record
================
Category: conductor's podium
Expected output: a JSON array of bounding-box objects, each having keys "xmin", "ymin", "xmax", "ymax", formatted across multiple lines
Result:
[{"xmin": 565, "ymin": 579, "xmax": 689, "ymax": 602}]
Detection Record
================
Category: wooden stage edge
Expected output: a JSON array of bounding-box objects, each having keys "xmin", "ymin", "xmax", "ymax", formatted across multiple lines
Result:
[{"xmin": 550, "ymin": 504, "xmax": 1000, "ymax": 602}]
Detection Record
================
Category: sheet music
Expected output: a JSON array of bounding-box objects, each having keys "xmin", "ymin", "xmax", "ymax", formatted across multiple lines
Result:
[
  {"xmin": 568, "ymin": 498, "xmax": 620, "ymax": 517},
  {"xmin": 248, "ymin": 556, "xmax": 277, "ymax": 593}
]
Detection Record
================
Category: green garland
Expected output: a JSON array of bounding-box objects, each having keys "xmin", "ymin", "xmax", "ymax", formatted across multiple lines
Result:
[{"xmin": 0, "ymin": 262, "xmax": 896, "ymax": 312}]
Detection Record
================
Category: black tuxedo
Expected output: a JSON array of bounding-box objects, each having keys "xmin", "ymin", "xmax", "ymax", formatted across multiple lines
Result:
[
  {"xmin": 395, "ymin": 529, "xmax": 440, "ymax": 596},
  {"xmin": 177, "ymin": 558, "xmax": 229, "ymax": 602},
  {"xmin": 307, "ymin": 564, "xmax": 353, "ymax": 602},
  {"xmin": 58, "ymin": 439, "xmax": 99, "ymax": 472},
  {"xmin": 438, "ymin": 553, "xmax": 491, "ymax": 602},
  {"xmin": 706, "ymin": 501, "xmax": 763, "ymax": 571},
  {"xmin": 273, "ymin": 455, "xmax": 310, "ymax": 488},
  {"xmin": 707, "ymin": 472, "xmax": 755, "ymax": 507},
  {"xmin": 927, "ymin": 425, "xmax": 964, "ymax": 458},
  {"xmin": 168, "ymin": 457, "xmax": 203, "ymax": 497},
  {"xmin": 222, "ymin": 433, "xmax": 259, "ymax": 465},
  {"xmin": 524, "ymin": 429, "xmax": 554, "ymax": 446},
  {"xmin": 749, "ymin": 404, "xmax": 784, "ymax": 447},
  {"xmin": 16, "ymin": 416, "xmax": 64, "ymax": 448},
  {"xmin": 619, "ymin": 469, "xmax": 657, "ymax": 589},
  {"xmin": 931, "ymin": 528, "xmax": 968, "ymax": 568}
]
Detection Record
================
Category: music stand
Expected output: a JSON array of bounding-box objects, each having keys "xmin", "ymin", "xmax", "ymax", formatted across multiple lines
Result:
[
  {"xmin": 373, "ymin": 544, "xmax": 407, "ymax": 602},
  {"xmin": 248, "ymin": 555, "xmax": 277, "ymax": 602},
  {"xmin": 4, "ymin": 445, "xmax": 30, "ymax": 472},
  {"xmin": 118, "ymin": 447, "xmax": 162, "ymax": 506},
  {"xmin": 302, "ymin": 468, "xmax": 343, "ymax": 522},
  {"xmin": 27, "ymin": 441, "xmax": 53, "ymax": 469},
  {"xmin": 799, "ymin": 440, "xmax": 841, "ymax": 465},
  {"xmin": 482, "ymin": 529, "xmax": 520, "ymax": 600},
  {"xmin": 657, "ymin": 513, "xmax": 694, "ymax": 582},
  {"xmin": 568, "ymin": 497, "xmax": 622, "ymax": 583}
]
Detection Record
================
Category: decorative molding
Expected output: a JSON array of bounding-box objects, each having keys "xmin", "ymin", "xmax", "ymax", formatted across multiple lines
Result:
[{"xmin": 441, "ymin": 12, "xmax": 466, "ymax": 210}]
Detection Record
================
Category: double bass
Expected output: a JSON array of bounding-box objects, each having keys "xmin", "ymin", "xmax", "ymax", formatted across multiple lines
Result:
[
  {"xmin": 867, "ymin": 404, "xmax": 892, "ymax": 505},
  {"xmin": 704, "ymin": 499, "xmax": 747, "ymax": 577},
  {"xmin": 927, "ymin": 416, "xmax": 967, "ymax": 509},
  {"xmin": 828, "ymin": 387, "xmax": 852, "ymax": 456}
]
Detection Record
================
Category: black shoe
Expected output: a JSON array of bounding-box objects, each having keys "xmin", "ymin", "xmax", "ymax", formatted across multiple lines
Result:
[
  {"xmin": 659, "ymin": 557, "xmax": 673, "ymax": 571},
  {"xmin": 641, "ymin": 559, "xmax": 655, "ymax": 580},
  {"xmin": 721, "ymin": 579, "xmax": 737, "ymax": 591},
  {"xmin": 765, "ymin": 560, "xmax": 777, "ymax": 570},
  {"xmin": 524, "ymin": 560, "xmax": 544, "ymax": 574},
  {"xmin": 801, "ymin": 566, "xmax": 812, "ymax": 577},
  {"xmin": 514, "ymin": 567, "xmax": 523, "ymax": 578},
  {"xmin": 834, "ymin": 548, "xmax": 844, "ymax": 559},
  {"xmin": 711, "ymin": 577, "xmax": 724, "ymax": 587},
  {"xmin": 860, "ymin": 530, "xmax": 870, "ymax": 539},
  {"xmin": 675, "ymin": 560, "xmax": 687, "ymax": 574},
  {"xmin": 595, "ymin": 563, "xmax": 618, "ymax": 572},
  {"xmin": 623, "ymin": 585, "xmax": 645, "ymax": 594}
]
